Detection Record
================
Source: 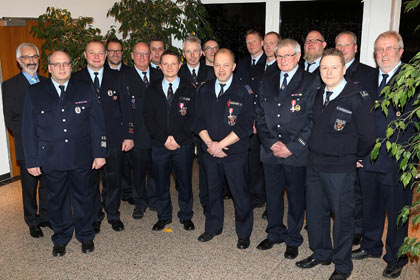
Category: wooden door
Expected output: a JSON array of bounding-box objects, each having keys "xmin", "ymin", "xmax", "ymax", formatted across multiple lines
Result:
[{"xmin": 0, "ymin": 19, "xmax": 46, "ymax": 177}]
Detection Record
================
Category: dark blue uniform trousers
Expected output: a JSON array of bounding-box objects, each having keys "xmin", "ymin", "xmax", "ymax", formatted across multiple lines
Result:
[
  {"xmin": 151, "ymin": 144, "xmax": 194, "ymax": 221},
  {"xmin": 354, "ymin": 171, "xmax": 363, "ymax": 235},
  {"xmin": 306, "ymin": 167, "xmax": 355, "ymax": 275},
  {"xmin": 43, "ymin": 168, "xmax": 95, "ymax": 246},
  {"xmin": 248, "ymin": 134, "xmax": 265, "ymax": 205},
  {"xmin": 92, "ymin": 146, "xmax": 124, "ymax": 222},
  {"xmin": 120, "ymin": 151, "xmax": 133, "ymax": 200},
  {"xmin": 358, "ymin": 169, "xmax": 412, "ymax": 267},
  {"xmin": 203, "ymin": 154, "xmax": 253, "ymax": 239},
  {"xmin": 19, "ymin": 160, "xmax": 49, "ymax": 227},
  {"xmin": 263, "ymin": 163, "xmax": 305, "ymax": 247},
  {"xmin": 128, "ymin": 147, "xmax": 151, "ymax": 210}
]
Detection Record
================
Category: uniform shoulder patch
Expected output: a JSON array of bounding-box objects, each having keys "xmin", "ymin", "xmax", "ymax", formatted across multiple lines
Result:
[
  {"xmin": 359, "ymin": 91, "xmax": 369, "ymax": 98},
  {"xmin": 244, "ymin": 84, "xmax": 254, "ymax": 95}
]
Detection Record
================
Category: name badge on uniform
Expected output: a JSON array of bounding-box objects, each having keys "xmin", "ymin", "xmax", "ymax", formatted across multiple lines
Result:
[
  {"xmin": 228, "ymin": 107, "xmax": 236, "ymax": 126},
  {"xmin": 75, "ymin": 106, "xmax": 81, "ymax": 114},
  {"xmin": 334, "ymin": 119, "xmax": 346, "ymax": 131},
  {"xmin": 179, "ymin": 102, "xmax": 187, "ymax": 116}
]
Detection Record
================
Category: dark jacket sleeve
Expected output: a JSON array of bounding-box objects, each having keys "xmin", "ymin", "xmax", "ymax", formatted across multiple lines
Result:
[
  {"xmin": 354, "ymin": 96, "xmax": 376, "ymax": 158},
  {"xmin": 231, "ymin": 90, "xmax": 253, "ymax": 140},
  {"xmin": 21, "ymin": 88, "xmax": 39, "ymax": 168},
  {"xmin": 143, "ymin": 87, "xmax": 167, "ymax": 144},
  {"xmin": 119, "ymin": 74, "xmax": 134, "ymax": 140},
  {"xmin": 88, "ymin": 87, "xmax": 107, "ymax": 158},
  {"xmin": 2, "ymin": 79, "xmax": 22, "ymax": 134},
  {"xmin": 192, "ymin": 86, "xmax": 208, "ymax": 135}
]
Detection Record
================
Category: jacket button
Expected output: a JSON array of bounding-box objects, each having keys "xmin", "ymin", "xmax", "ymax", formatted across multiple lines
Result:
[
  {"xmin": 278, "ymin": 103, "xmax": 281, "ymax": 106},
  {"xmin": 278, "ymin": 134, "xmax": 282, "ymax": 138},
  {"xmin": 62, "ymin": 119, "xmax": 66, "ymax": 122},
  {"xmin": 64, "ymin": 139, "xmax": 68, "ymax": 143},
  {"xmin": 61, "ymin": 109, "xmax": 65, "ymax": 112},
  {"xmin": 41, "ymin": 111, "xmax": 44, "ymax": 114},
  {"xmin": 64, "ymin": 129, "xmax": 67, "ymax": 132},
  {"xmin": 277, "ymin": 114, "xmax": 281, "ymax": 118},
  {"xmin": 277, "ymin": 124, "xmax": 280, "ymax": 128}
]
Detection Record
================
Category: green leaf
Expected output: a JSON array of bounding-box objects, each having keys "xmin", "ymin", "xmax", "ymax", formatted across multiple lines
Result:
[
  {"xmin": 370, "ymin": 142, "xmax": 381, "ymax": 161},
  {"xmin": 386, "ymin": 127, "xmax": 394, "ymax": 138},
  {"xmin": 386, "ymin": 141, "xmax": 392, "ymax": 152}
]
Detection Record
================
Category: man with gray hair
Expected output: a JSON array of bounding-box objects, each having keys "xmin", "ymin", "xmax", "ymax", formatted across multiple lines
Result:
[
  {"xmin": 2, "ymin": 43, "xmax": 50, "ymax": 238},
  {"xmin": 255, "ymin": 39, "xmax": 320, "ymax": 259}
]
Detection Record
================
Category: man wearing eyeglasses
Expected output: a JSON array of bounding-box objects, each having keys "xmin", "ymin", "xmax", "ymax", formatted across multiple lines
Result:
[
  {"xmin": 2, "ymin": 43, "xmax": 50, "ymax": 239},
  {"xmin": 73, "ymin": 40, "xmax": 134, "ymax": 234},
  {"xmin": 124, "ymin": 42, "xmax": 162, "ymax": 220},
  {"xmin": 202, "ymin": 39, "xmax": 219, "ymax": 67},
  {"xmin": 22, "ymin": 50, "xmax": 107, "ymax": 256},
  {"xmin": 301, "ymin": 30, "xmax": 327, "ymax": 75},
  {"xmin": 352, "ymin": 31, "xmax": 414, "ymax": 279},
  {"xmin": 255, "ymin": 39, "xmax": 319, "ymax": 259},
  {"xmin": 105, "ymin": 38, "xmax": 129, "ymax": 72}
]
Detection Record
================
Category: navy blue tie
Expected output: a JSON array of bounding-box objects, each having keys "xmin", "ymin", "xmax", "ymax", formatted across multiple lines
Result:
[{"xmin": 378, "ymin": 73, "xmax": 389, "ymax": 94}]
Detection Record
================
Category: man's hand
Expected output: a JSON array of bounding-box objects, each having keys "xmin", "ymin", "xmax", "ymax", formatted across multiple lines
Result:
[
  {"xmin": 356, "ymin": 160, "xmax": 364, "ymax": 168},
  {"xmin": 92, "ymin": 158, "xmax": 106, "ymax": 169},
  {"xmin": 27, "ymin": 167, "xmax": 41, "ymax": 176},
  {"xmin": 271, "ymin": 141, "xmax": 292, "ymax": 158},
  {"xmin": 253, "ymin": 121, "xmax": 257, "ymax": 134},
  {"xmin": 164, "ymin": 136, "xmax": 180, "ymax": 150},
  {"xmin": 122, "ymin": 139, "xmax": 134, "ymax": 151},
  {"xmin": 207, "ymin": 141, "xmax": 228, "ymax": 158}
]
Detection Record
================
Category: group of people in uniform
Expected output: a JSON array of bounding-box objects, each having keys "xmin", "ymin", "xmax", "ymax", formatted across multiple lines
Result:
[{"xmin": 1, "ymin": 26, "xmax": 414, "ymax": 280}]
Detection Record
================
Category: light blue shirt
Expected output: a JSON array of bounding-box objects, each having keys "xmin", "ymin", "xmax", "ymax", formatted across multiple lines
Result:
[
  {"xmin": 305, "ymin": 57, "xmax": 321, "ymax": 73},
  {"xmin": 252, "ymin": 51, "xmax": 264, "ymax": 65},
  {"xmin": 323, "ymin": 78, "xmax": 347, "ymax": 104},
  {"xmin": 135, "ymin": 66, "xmax": 150, "ymax": 82},
  {"xmin": 345, "ymin": 58, "xmax": 355, "ymax": 70},
  {"xmin": 51, "ymin": 78, "xmax": 69, "ymax": 97},
  {"xmin": 109, "ymin": 63, "xmax": 122, "ymax": 71},
  {"xmin": 215, "ymin": 75, "xmax": 233, "ymax": 97},
  {"xmin": 87, "ymin": 66, "xmax": 104, "ymax": 87},
  {"xmin": 280, "ymin": 65, "xmax": 299, "ymax": 88},
  {"xmin": 150, "ymin": 62, "xmax": 159, "ymax": 69},
  {"xmin": 187, "ymin": 63, "xmax": 200, "ymax": 76},
  {"xmin": 162, "ymin": 77, "xmax": 180, "ymax": 98},
  {"xmin": 379, "ymin": 62, "xmax": 401, "ymax": 86},
  {"xmin": 22, "ymin": 71, "xmax": 40, "ymax": 85}
]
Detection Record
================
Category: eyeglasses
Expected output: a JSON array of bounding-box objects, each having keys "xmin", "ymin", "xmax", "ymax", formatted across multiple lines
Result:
[
  {"xmin": 204, "ymin": 46, "xmax": 219, "ymax": 51},
  {"xmin": 133, "ymin": 52, "xmax": 150, "ymax": 57},
  {"xmin": 276, "ymin": 53, "xmax": 297, "ymax": 60},
  {"xmin": 107, "ymin": 49, "xmax": 123, "ymax": 54},
  {"xmin": 305, "ymin": 39, "xmax": 324, "ymax": 45},
  {"xmin": 374, "ymin": 47, "xmax": 400, "ymax": 54},
  {"xmin": 20, "ymin": 55, "xmax": 40, "ymax": 60},
  {"xmin": 49, "ymin": 62, "xmax": 71, "ymax": 68}
]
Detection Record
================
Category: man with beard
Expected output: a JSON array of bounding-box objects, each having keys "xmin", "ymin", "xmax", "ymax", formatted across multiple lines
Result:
[
  {"xmin": 301, "ymin": 30, "xmax": 327, "ymax": 75},
  {"xmin": 2, "ymin": 43, "xmax": 50, "ymax": 238}
]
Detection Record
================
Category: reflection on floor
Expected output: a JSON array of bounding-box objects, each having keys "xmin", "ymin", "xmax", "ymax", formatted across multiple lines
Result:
[{"xmin": 0, "ymin": 161, "xmax": 419, "ymax": 280}]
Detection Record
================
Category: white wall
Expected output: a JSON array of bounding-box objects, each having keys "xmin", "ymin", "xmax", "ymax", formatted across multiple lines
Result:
[
  {"xmin": 0, "ymin": 66, "xmax": 11, "ymax": 177},
  {"xmin": 0, "ymin": 0, "xmax": 119, "ymax": 35}
]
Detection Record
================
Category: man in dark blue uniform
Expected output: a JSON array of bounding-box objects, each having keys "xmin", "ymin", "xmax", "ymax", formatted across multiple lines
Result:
[
  {"xmin": 202, "ymin": 39, "xmax": 219, "ymax": 67},
  {"xmin": 263, "ymin": 32, "xmax": 281, "ymax": 74},
  {"xmin": 194, "ymin": 48, "xmax": 254, "ymax": 249},
  {"xmin": 301, "ymin": 30, "xmax": 327, "ymax": 75},
  {"xmin": 22, "ymin": 50, "xmax": 107, "ymax": 256},
  {"xmin": 352, "ymin": 31, "xmax": 414, "ymax": 279},
  {"xmin": 296, "ymin": 49, "xmax": 376, "ymax": 280},
  {"xmin": 73, "ymin": 40, "xmax": 134, "ymax": 233},
  {"xmin": 144, "ymin": 50, "xmax": 196, "ymax": 231},
  {"xmin": 335, "ymin": 31, "xmax": 376, "ymax": 246},
  {"xmin": 255, "ymin": 39, "xmax": 319, "ymax": 259},
  {"xmin": 149, "ymin": 37, "xmax": 165, "ymax": 71},
  {"xmin": 2, "ymin": 43, "xmax": 50, "ymax": 238},
  {"xmin": 125, "ymin": 42, "xmax": 162, "ymax": 220},
  {"xmin": 236, "ymin": 29, "xmax": 267, "ymax": 209}
]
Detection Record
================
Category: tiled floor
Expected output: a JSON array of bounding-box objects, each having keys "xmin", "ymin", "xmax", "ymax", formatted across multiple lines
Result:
[{"xmin": 0, "ymin": 160, "xmax": 419, "ymax": 280}]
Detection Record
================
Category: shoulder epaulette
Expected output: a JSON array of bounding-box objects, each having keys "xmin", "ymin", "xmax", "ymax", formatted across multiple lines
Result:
[{"xmin": 359, "ymin": 91, "xmax": 369, "ymax": 98}]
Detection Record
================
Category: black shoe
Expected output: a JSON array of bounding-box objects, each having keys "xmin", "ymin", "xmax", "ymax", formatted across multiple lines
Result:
[
  {"xmin": 284, "ymin": 246, "xmax": 299, "ymax": 259},
  {"xmin": 39, "ymin": 221, "xmax": 52, "ymax": 229},
  {"xmin": 180, "ymin": 220, "xmax": 195, "ymax": 231},
  {"xmin": 252, "ymin": 202, "xmax": 265, "ymax": 209},
  {"xmin": 132, "ymin": 208, "xmax": 145, "ymax": 220},
  {"xmin": 52, "ymin": 245, "xmax": 66, "ymax": 257},
  {"xmin": 382, "ymin": 264, "xmax": 402, "ymax": 278},
  {"xmin": 152, "ymin": 219, "xmax": 172, "ymax": 231},
  {"xmin": 93, "ymin": 222, "xmax": 101, "ymax": 234},
  {"xmin": 223, "ymin": 194, "xmax": 232, "ymax": 200},
  {"xmin": 202, "ymin": 205, "xmax": 207, "ymax": 215},
  {"xmin": 237, "ymin": 238, "xmax": 250, "ymax": 249},
  {"xmin": 198, "ymin": 232, "xmax": 220, "ymax": 242},
  {"xmin": 29, "ymin": 226, "xmax": 43, "ymax": 238},
  {"xmin": 329, "ymin": 270, "xmax": 350, "ymax": 280},
  {"xmin": 256, "ymin": 238, "xmax": 283, "ymax": 250},
  {"xmin": 122, "ymin": 197, "xmax": 135, "ymax": 205},
  {"xmin": 261, "ymin": 209, "xmax": 267, "ymax": 220},
  {"xmin": 351, "ymin": 248, "xmax": 378, "ymax": 260},
  {"xmin": 353, "ymin": 233, "xmax": 362, "ymax": 246},
  {"xmin": 81, "ymin": 240, "xmax": 95, "ymax": 254},
  {"xmin": 108, "ymin": 220, "xmax": 125, "ymax": 232},
  {"xmin": 296, "ymin": 256, "xmax": 331, "ymax": 268},
  {"xmin": 149, "ymin": 206, "xmax": 157, "ymax": 212}
]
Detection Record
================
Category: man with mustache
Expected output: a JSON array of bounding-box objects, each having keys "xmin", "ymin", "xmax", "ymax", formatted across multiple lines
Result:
[
  {"xmin": 301, "ymin": 30, "xmax": 327, "ymax": 75},
  {"xmin": 2, "ymin": 43, "xmax": 50, "ymax": 238}
]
